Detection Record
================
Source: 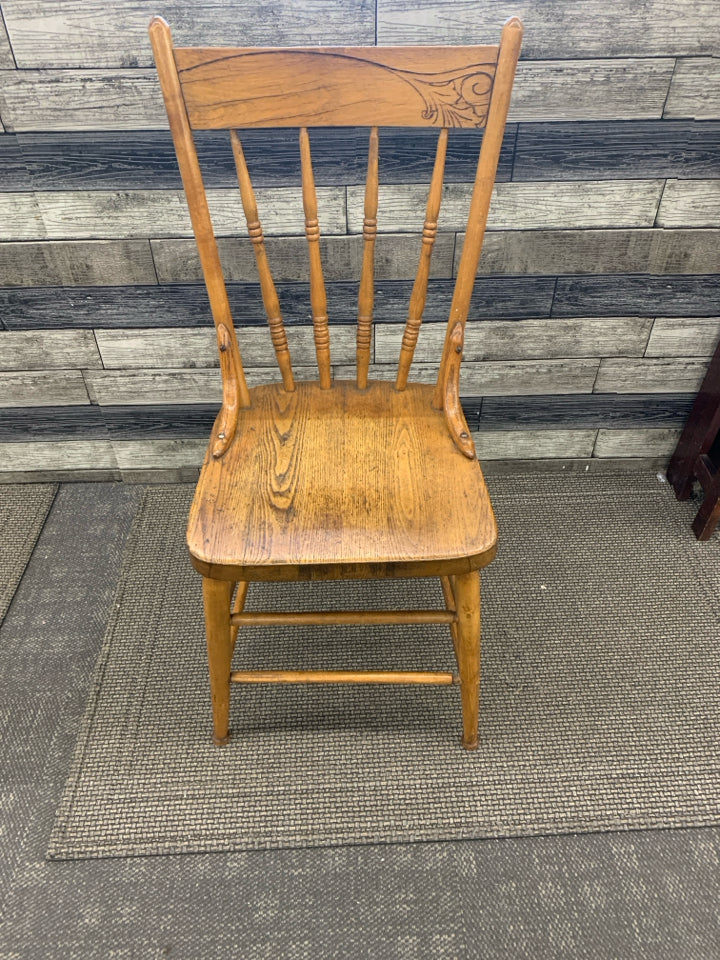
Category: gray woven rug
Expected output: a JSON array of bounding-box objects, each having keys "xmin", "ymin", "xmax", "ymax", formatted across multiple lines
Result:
[
  {"xmin": 0, "ymin": 484, "xmax": 56, "ymax": 624},
  {"xmin": 49, "ymin": 474, "xmax": 720, "ymax": 859}
]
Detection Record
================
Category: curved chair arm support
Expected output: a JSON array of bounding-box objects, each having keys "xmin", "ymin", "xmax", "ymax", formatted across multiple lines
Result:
[{"xmin": 441, "ymin": 322, "xmax": 476, "ymax": 460}]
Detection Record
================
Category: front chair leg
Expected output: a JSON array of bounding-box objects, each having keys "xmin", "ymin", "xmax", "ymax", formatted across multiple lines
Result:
[
  {"xmin": 202, "ymin": 577, "xmax": 233, "ymax": 746},
  {"xmin": 454, "ymin": 570, "xmax": 481, "ymax": 750}
]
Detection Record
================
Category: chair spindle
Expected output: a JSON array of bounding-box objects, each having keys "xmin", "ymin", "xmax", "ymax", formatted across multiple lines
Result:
[
  {"xmin": 299, "ymin": 127, "xmax": 332, "ymax": 389},
  {"xmin": 357, "ymin": 127, "xmax": 379, "ymax": 389},
  {"xmin": 396, "ymin": 127, "xmax": 448, "ymax": 392},
  {"xmin": 230, "ymin": 130, "xmax": 295, "ymax": 392}
]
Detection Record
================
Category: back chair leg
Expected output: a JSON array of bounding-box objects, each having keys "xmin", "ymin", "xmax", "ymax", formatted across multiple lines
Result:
[
  {"xmin": 202, "ymin": 577, "xmax": 234, "ymax": 746},
  {"xmin": 453, "ymin": 570, "xmax": 481, "ymax": 750}
]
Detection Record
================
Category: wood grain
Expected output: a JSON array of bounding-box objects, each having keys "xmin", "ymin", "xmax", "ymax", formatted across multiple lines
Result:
[
  {"xmin": 594, "ymin": 428, "xmax": 684, "ymax": 457},
  {"xmin": 0, "ymin": 330, "xmax": 101, "ymax": 370},
  {"xmin": 0, "ymin": 134, "xmax": 30, "ymax": 191},
  {"xmin": 377, "ymin": 1, "xmax": 719, "ymax": 58},
  {"xmin": 553, "ymin": 275, "xmax": 720, "ymax": 319},
  {"xmin": 112, "ymin": 437, "xmax": 206, "ymax": 472},
  {"xmin": 478, "ymin": 393, "xmax": 696, "ymax": 429},
  {"xmin": 0, "ymin": 404, "xmax": 109, "ymax": 441},
  {"xmin": 187, "ymin": 380, "xmax": 497, "ymax": 574},
  {"xmin": 0, "ymin": 192, "xmax": 46, "ymax": 240},
  {"xmin": 94, "ymin": 326, "xmax": 357, "ymax": 369},
  {"xmin": 34, "ymin": 187, "xmax": 346, "ymax": 239},
  {"xmin": 1, "ymin": 0, "xmax": 374, "ymax": 68},
  {"xmin": 0, "ymin": 439, "xmax": 117, "ymax": 475},
  {"xmin": 0, "ymin": 370, "xmax": 91, "ymax": 407},
  {"xmin": 176, "ymin": 45, "xmax": 498, "ymax": 129},
  {"xmin": 347, "ymin": 181, "xmax": 664, "ymax": 232},
  {"xmin": 0, "ymin": 278, "xmax": 557, "ymax": 329},
  {"xmin": 0, "ymin": 69, "xmax": 166, "ymax": 132},
  {"xmin": 376, "ymin": 318, "xmax": 653, "ymax": 363},
  {"xmin": 13, "ymin": 127, "xmax": 515, "ymax": 191},
  {"xmin": 664, "ymin": 59, "xmax": 720, "ymax": 120},
  {"xmin": 0, "ymin": 240, "xmax": 157, "ymax": 287},
  {"xmin": 334, "ymin": 360, "xmax": 600, "ymax": 396},
  {"xmin": 0, "ymin": 12, "xmax": 12, "ymax": 70},
  {"xmin": 594, "ymin": 358, "xmax": 710, "ymax": 394},
  {"xmin": 513, "ymin": 120, "xmax": 720, "ymax": 181},
  {"xmin": 151, "ymin": 234, "xmax": 456, "ymax": 283},
  {"xmin": 509, "ymin": 59, "xmax": 675, "ymax": 122},
  {"xmin": 656, "ymin": 180, "xmax": 720, "ymax": 228},
  {"xmin": 473, "ymin": 428, "xmax": 597, "ymax": 460},
  {"xmin": 645, "ymin": 318, "xmax": 720, "ymax": 358},
  {"xmin": 476, "ymin": 228, "xmax": 720, "ymax": 276}
]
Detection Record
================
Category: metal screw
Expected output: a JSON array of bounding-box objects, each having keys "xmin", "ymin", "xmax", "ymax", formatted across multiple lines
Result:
[
  {"xmin": 219, "ymin": 343, "xmax": 227, "ymax": 352},
  {"xmin": 455, "ymin": 345, "xmax": 462, "ymax": 354}
]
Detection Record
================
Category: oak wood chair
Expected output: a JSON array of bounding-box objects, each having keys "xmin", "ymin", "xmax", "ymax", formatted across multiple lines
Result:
[{"xmin": 150, "ymin": 15, "xmax": 523, "ymax": 749}]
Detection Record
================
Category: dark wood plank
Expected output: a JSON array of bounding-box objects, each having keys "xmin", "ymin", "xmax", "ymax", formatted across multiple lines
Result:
[
  {"xmin": 0, "ymin": 240, "xmax": 157, "ymax": 286},
  {"xmin": 0, "ymin": 404, "xmax": 108, "ymax": 441},
  {"xmin": 15, "ymin": 127, "xmax": 515, "ymax": 191},
  {"xmin": 513, "ymin": 121, "xmax": 720, "ymax": 181},
  {"xmin": 377, "ymin": 1, "xmax": 718, "ymax": 58},
  {"xmin": 553, "ymin": 275, "xmax": 720, "ymax": 318},
  {"xmin": 102, "ymin": 403, "xmax": 218, "ymax": 439},
  {"xmin": 476, "ymin": 228, "xmax": 720, "ymax": 276},
  {"xmin": 0, "ymin": 134, "xmax": 30, "ymax": 191},
  {"xmin": 664, "ymin": 59, "xmax": 720, "ymax": 120},
  {"xmin": 1, "ymin": 1, "xmax": 375, "ymax": 67},
  {"xmin": 479, "ymin": 393, "xmax": 696, "ymax": 429},
  {"xmin": 0, "ymin": 277, "xmax": 557, "ymax": 330}
]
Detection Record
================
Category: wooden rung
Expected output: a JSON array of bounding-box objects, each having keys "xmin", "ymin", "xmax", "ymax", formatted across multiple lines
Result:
[
  {"xmin": 695, "ymin": 453, "xmax": 718, "ymax": 491},
  {"xmin": 230, "ymin": 609, "xmax": 457, "ymax": 627},
  {"xmin": 230, "ymin": 669, "xmax": 459, "ymax": 685},
  {"xmin": 357, "ymin": 126, "xmax": 379, "ymax": 390}
]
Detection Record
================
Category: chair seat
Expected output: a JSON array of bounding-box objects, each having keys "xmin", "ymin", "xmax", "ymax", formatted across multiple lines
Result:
[{"xmin": 187, "ymin": 380, "xmax": 498, "ymax": 580}]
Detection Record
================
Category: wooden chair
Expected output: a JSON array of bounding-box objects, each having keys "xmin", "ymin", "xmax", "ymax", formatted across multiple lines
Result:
[{"xmin": 149, "ymin": 15, "xmax": 523, "ymax": 749}]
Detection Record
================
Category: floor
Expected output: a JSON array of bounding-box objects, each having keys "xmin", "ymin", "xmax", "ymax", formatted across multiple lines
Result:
[{"xmin": 1, "ymin": 482, "xmax": 719, "ymax": 959}]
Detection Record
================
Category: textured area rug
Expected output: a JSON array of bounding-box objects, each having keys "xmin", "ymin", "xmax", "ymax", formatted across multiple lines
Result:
[
  {"xmin": 49, "ymin": 475, "xmax": 720, "ymax": 859},
  {"xmin": 0, "ymin": 484, "xmax": 56, "ymax": 624}
]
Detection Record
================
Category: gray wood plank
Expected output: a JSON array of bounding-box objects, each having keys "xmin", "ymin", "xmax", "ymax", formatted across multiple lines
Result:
[
  {"xmin": 553, "ymin": 275, "xmax": 720, "ymax": 318},
  {"xmin": 0, "ymin": 439, "xmax": 117, "ymax": 475},
  {"xmin": 510, "ymin": 60, "xmax": 674, "ymax": 122},
  {"xmin": 594, "ymin": 428, "xmax": 683, "ymax": 457},
  {"xmin": 664, "ymin": 59, "xmax": 720, "ymax": 120},
  {"xmin": 0, "ymin": 278, "xmax": 556, "ymax": 329},
  {"xmin": 377, "ymin": 1, "xmax": 719, "ymax": 58},
  {"xmin": 0, "ymin": 9, "xmax": 14, "ymax": 69},
  {"xmin": 152, "ymin": 234, "xmax": 456, "ymax": 284},
  {"xmin": 0, "ymin": 69, "xmax": 166, "ymax": 131},
  {"xmin": 594, "ymin": 358, "xmax": 710, "ymax": 394},
  {"xmin": 645, "ymin": 318, "xmax": 720, "ymax": 358},
  {"xmin": 95, "ymin": 326, "xmax": 358, "ymax": 369},
  {"xmin": 1, "ymin": 0, "xmax": 374, "ymax": 68},
  {"xmin": 376, "ymin": 318, "xmax": 652, "ymax": 363},
  {"xmin": 0, "ymin": 330, "xmax": 101, "ymax": 370},
  {"xmin": 86, "ymin": 367, "xmax": 319, "ymax": 406},
  {"xmin": 513, "ymin": 121, "xmax": 720, "ymax": 182},
  {"xmin": 0, "ymin": 240, "xmax": 157, "ymax": 286},
  {"xmin": 0, "ymin": 404, "xmax": 108, "ymax": 441},
  {"xmin": 0, "ymin": 192, "xmax": 45, "ymax": 239},
  {"xmin": 656, "ymin": 180, "xmax": 720, "ymax": 228},
  {"xmin": 334, "ymin": 359, "xmax": 600, "ymax": 395},
  {"xmin": 0, "ymin": 369, "xmax": 91, "ymax": 407},
  {"xmin": 112, "ymin": 439, "xmax": 206, "ymax": 479},
  {"xmin": 474, "ymin": 429, "xmax": 597, "ymax": 460},
  {"xmin": 35, "ymin": 188, "xmax": 346, "ymax": 240},
  {"xmin": 348, "ymin": 181, "xmax": 664, "ymax": 233},
  {"xmin": 474, "ymin": 228, "xmax": 720, "ymax": 277}
]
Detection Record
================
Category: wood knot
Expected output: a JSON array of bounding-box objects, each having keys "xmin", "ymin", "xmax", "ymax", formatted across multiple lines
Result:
[{"xmin": 219, "ymin": 342, "xmax": 228, "ymax": 352}]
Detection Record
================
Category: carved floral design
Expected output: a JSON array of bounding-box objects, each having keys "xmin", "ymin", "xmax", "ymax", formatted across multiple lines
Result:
[{"xmin": 394, "ymin": 66, "xmax": 495, "ymax": 128}]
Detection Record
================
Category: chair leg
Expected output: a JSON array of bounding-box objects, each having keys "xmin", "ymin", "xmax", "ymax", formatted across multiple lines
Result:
[
  {"xmin": 202, "ymin": 577, "xmax": 233, "ymax": 746},
  {"xmin": 453, "ymin": 570, "xmax": 481, "ymax": 750}
]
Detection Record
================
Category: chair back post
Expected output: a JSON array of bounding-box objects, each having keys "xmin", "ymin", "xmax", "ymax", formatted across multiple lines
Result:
[
  {"xmin": 149, "ymin": 16, "xmax": 251, "ymax": 458},
  {"xmin": 432, "ymin": 16, "xmax": 523, "ymax": 411}
]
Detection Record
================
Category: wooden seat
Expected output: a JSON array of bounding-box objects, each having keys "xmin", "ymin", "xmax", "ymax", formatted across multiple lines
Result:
[{"xmin": 150, "ymin": 15, "xmax": 523, "ymax": 749}]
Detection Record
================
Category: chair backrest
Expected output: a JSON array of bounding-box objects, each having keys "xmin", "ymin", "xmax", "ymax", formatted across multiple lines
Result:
[{"xmin": 149, "ymin": 17, "xmax": 523, "ymax": 458}]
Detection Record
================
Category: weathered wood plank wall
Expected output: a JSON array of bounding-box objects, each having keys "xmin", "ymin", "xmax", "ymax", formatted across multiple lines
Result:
[{"xmin": 0, "ymin": 0, "xmax": 718, "ymax": 480}]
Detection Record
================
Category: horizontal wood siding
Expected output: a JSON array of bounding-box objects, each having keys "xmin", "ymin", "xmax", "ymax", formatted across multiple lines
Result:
[{"xmin": 0, "ymin": 1, "xmax": 717, "ymax": 476}]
